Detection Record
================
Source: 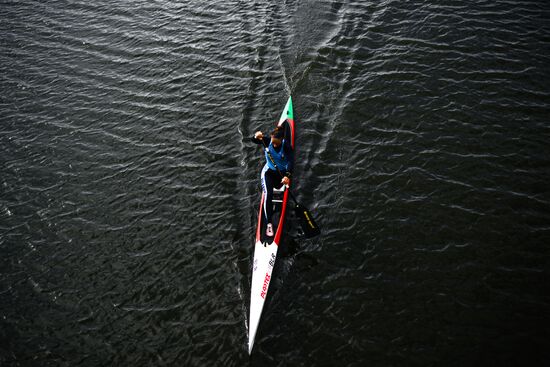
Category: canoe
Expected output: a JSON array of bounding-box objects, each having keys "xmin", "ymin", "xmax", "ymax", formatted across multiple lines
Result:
[{"xmin": 248, "ymin": 96, "xmax": 294, "ymax": 354}]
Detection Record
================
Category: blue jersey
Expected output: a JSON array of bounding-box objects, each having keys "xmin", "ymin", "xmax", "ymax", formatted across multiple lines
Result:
[
  {"xmin": 265, "ymin": 139, "xmax": 291, "ymax": 172},
  {"xmin": 252, "ymin": 135, "xmax": 293, "ymax": 175}
]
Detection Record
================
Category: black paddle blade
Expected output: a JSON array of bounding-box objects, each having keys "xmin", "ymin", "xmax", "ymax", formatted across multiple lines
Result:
[{"xmin": 294, "ymin": 204, "xmax": 320, "ymax": 238}]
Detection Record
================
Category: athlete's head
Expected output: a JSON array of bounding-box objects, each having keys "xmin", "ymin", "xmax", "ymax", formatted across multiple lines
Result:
[{"xmin": 270, "ymin": 127, "xmax": 284, "ymax": 147}]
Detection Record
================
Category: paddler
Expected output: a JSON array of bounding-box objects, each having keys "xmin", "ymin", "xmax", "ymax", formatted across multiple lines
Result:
[{"xmin": 252, "ymin": 126, "xmax": 293, "ymax": 237}]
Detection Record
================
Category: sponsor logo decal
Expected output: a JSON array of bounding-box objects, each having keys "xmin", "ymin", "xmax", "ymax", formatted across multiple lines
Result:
[
  {"xmin": 303, "ymin": 210, "xmax": 316, "ymax": 229},
  {"xmin": 260, "ymin": 253, "xmax": 277, "ymax": 299},
  {"xmin": 260, "ymin": 273, "xmax": 271, "ymax": 299}
]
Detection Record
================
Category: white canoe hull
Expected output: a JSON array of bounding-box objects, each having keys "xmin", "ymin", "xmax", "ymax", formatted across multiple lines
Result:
[{"xmin": 248, "ymin": 240, "xmax": 278, "ymax": 354}]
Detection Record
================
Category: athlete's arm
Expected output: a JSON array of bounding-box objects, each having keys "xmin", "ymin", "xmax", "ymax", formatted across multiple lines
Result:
[{"xmin": 251, "ymin": 131, "xmax": 270, "ymax": 146}]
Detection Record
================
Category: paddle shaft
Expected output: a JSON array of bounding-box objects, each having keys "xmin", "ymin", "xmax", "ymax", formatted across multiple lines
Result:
[{"xmin": 259, "ymin": 134, "xmax": 320, "ymax": 238}]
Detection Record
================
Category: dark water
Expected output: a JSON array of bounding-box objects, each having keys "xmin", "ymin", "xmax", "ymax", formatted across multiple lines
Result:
[{"xmin": 2, "ymin": 0, "xmax": 550, "ymax": 365}]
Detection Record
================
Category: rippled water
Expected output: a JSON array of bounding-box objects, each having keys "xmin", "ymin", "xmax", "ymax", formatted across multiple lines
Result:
[{"xmin": 2, "ymin": 0, "xmax": 550, "ymax": 365}]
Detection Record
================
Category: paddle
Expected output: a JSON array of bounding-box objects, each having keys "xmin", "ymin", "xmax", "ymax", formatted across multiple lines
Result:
[{"xmin": 260, "ymin": 138, "xmax": 320, "ymax": 238}]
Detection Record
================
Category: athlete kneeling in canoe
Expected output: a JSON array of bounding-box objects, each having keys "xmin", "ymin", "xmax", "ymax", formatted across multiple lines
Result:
[{"xmin": 252, "ymin": 126, "xmax": 293, "ymax": 237}]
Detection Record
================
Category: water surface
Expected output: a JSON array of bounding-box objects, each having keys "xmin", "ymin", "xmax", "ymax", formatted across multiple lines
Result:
[{"xmin": 1, "ymin": 0, "xmax": 550, "ymax": 365}]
